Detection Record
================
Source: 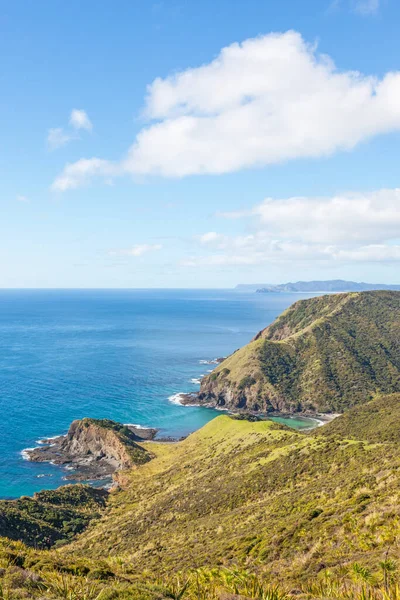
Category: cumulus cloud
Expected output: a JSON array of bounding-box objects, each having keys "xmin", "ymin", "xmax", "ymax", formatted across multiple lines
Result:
[
  {"xmin": 109, "ymin": 244, "xmax": 162, "ymax": 257},
  {"xmin": 70, "ymin": 109, "xmax": 93, "ymax": 131},
  {"xmin": 226, "ymin": 189, "xmax": 400, "ymax": 245},
  {"xmin": 52, "ymin": 30, "xmax": 400, "ymax": 188},
  {"xmin": 47, "ymin": 109, "xmax": 93, "ymax": 151},
  {"xmin": 183, "ymin": 188, "xmax": 400, "ymax": 267}
]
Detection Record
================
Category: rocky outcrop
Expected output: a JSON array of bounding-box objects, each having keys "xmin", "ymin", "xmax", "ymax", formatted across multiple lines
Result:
[{"xmin": 27, "ymin": 419, "xmax": 152, "ymax": 481}]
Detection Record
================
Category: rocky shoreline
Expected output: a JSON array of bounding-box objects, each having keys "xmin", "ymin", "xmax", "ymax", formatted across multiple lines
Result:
[
  {"xmin": 23, "ymin": 391, "xmax": 337, "ymax": 488},
  {"xmin": 26, "ymin": 421, "xmax": 156, "ymax": 482},
  {"xmin": 171, "ymin": 391, "xmax": 339, "ymax": 427}
]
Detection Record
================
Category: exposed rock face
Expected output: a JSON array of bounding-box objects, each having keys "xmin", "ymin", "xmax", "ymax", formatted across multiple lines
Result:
[
  {"xmin": 194, "ymin": 291, "xmax": 400, "ymax": 414},
  {"xmin": 27, "ymin": 419, "xmax": 152, "ymax": 481}
]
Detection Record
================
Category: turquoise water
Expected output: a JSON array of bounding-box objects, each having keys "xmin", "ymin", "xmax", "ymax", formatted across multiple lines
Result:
[{"xmin": 0, "ymin": 289, "xmax": 318, "ymax": 499}]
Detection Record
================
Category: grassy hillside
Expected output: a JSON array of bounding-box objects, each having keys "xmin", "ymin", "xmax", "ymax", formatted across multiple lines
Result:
[
  {"xmin": 2, "ymin": 394, "xmax": 400, "ymax": 597},
  {"xmin": 198, "ymin": 291, "xmax": 400, "ymax": 413},
  {"xmin": 65, "ymin": 394, "xmax": 400, "ymax": 582},
  {"xmin": 3, "ymin": 395, "xmax": 400, "ymax": 597}
]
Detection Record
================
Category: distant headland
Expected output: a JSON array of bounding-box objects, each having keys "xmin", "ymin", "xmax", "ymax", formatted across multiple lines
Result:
[{"xmin": 235, "ymin": 279, "xmax": 400, "ymax": 293}]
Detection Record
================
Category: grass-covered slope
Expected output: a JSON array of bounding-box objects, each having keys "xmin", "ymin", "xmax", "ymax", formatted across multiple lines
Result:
[
  {"xmin": 2, "ymin": 395, "xmax": 400, "ymax": 597},
  {"xmin": 65, "ymin": 395, "xmax": 400, "ymax": 584},
  {"xmin": 199, "ymin": 291, "xmax": 400, "ymax": 413},
  {"xmin": 0, "ymin": 485, "xmax": 107, "ymax": 549},
  {"xmin": 313, "ymin": 392, "xmax": 400, "ymax": 443}
]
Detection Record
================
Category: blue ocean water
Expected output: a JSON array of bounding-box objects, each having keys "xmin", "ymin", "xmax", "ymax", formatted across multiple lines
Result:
[{"xmin": 0, "ymin": 289, "xmax": 318, "ymax": 499}]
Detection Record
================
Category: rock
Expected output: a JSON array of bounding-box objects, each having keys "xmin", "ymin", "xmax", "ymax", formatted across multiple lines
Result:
[
  {"xmin": 125, "ymin": 425, "xmax": 158, "ymax": 441},
  {"xmin": 26, "ymin": 418, "xmax": 152, "ymax": 481}
]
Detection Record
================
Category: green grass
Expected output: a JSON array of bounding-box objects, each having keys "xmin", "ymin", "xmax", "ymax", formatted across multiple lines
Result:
[
  {"xmin": 57, "ymin": 394, "xmax": 400, "ymax": 585},
  {"xmin": 1, "ymin": 539, "xmax": 400, "ymax": 599},
  {"xmin": 3, "ymin": 392, "xmax": 400, "ymax": 596}
]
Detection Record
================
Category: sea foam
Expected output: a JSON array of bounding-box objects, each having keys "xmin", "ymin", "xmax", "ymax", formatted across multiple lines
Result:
[
  {"xmin": 168, "ymin": 393, "xmax": 185, "ymax": 405},
  {"xmin": 20, "ymin": 448, "xmax": 36, "ymax": 461}
]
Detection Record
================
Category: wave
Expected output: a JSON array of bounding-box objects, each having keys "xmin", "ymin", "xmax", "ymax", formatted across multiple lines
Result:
[
  {"xmin": 20, "ymin": 448, "xmax": 36, "ymax": 461},
  {"xmin": 190, "ymin": 378, "xmax": 201, "ymax": 385},
  {"xmin": 168, "ymin": 393, "xmax": 186, "ymax": 405},
  {"xmin": 35, "ymin": 434, "xmax": 63, "ymax": 446},
  {"xmin": 124, "ymin": 423, "xmax": 150, "ymax": 430},
  {"xmin": 199, "ymin": 357, "xmax": 225, "ymax": 365}
]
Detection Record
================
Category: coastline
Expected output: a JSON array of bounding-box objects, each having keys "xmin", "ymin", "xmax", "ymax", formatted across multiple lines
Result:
[
  {"xmin": 19, "ymin": 352, "xmax": 341, "ymax": 496},
  {"xmin": 167, "ymin": 390, "xmax": 340, "ymax": 428},
  {"xmin": 15, "ymin": 395, "xmax": 341, "ymax": 503}
]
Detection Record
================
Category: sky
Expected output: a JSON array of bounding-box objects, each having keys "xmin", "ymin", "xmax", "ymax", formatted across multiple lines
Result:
[{"xmin": 1, "ymin": 0, "xmax": 400, "ymax": 288}]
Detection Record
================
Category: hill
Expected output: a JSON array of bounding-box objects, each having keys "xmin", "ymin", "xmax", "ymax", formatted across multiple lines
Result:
[
  {"xmin": 236, "ymin": 280, "xmax": 400, "ymax": 293},
  {"xmin": 67, "ymin": 396, "xmax": 400, "ymax": 577},
  {"xmin": 3, "ymin": 394, "xmax": 400, "ymax": 598},
  {"xmin": 196, "ymin": 291, "xmax": 400, "ymax": 413}
]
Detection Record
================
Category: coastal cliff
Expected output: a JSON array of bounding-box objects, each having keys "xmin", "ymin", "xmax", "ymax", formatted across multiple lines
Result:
[
  {"xmin": 195, "ymin": 291, "xmax": 400, "ymax": 413},
  {"xmin": 27, "ymin": 418, "xmax": 153, "ymax": 481}
]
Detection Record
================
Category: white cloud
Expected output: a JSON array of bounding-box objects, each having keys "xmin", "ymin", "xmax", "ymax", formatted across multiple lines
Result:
[
  {"xmin": 16, "ymin": 194, "xmax": 29, "ymax": 203},
  {"xmin": 109, "ymin": 244, "xmax": 162, "ymax": 257},
  {"xmin": 184, "ymin": 188, "xmax": 400, "ymax": 267},
  {"xmin": 353, "ymin": 0, "xmax": 379, "ymax": 15},
  {"xmin": 70, "ymin": 109, "xmax": 93, "ymax": 131},
  {"xmin": 226, "ymin": 189, "xmax": 400, "ymax": 245},
  {"xmin": 333, "ymin": 244, "xmax": 400, "ymax": 261},
  {"xmin": 53, "ymin": 30, "xmax": 400, "ymax": 188},
  {"xmin": 199, "ymin": 232, "xmax": 220, "ymax": 243},
  {"xmin": 51, "ymin": 159, "xmax": 117, "ymax": 191},
  {"xmin": 47, "ymin": 127, "xmax": 76, "ymax": 150},
  {"xmin": 198, "ymin": 232, "xmax": 227, "ymax": 247},
  {"xmin": 47, "ymin": 109, "xmax": 92, "ymax": 151},
  {"xmin": 330, "ymin": 0, "xmax": 380, "ymax": 15}
]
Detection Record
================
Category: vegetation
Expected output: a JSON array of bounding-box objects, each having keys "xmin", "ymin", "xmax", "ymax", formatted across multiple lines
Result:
[
  {"xmin": 0, "ymin": 485, "xmax": 107, "ymax": 549},
  {"xmin": 43, "ymin": 393, "xmax": 397, "ymax": 587},
  {"xmin": 199, "ymin": 291, "xmax": 400, "ymax": 412},
  {"xmin": 3, "ymin": 534, "xmax": 400, "ymax": 599}
]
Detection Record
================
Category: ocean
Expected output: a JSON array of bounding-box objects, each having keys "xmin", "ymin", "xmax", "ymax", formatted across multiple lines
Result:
[{"xmin": 0, "ymin": 289, "xmax": 319, "ymax": 499}]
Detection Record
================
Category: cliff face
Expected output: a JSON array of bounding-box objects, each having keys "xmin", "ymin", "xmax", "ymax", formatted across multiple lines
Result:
[
  {"xmin": 197, "ymin": 291, "xmax": 400, "ymax": 413},
  {"xmin": 61, "ymin": 420, "xmax": 137, "ymax": 470},
  {"xmin": 27, "ymin": 418, "xmax": 152, "ymax": 480}
]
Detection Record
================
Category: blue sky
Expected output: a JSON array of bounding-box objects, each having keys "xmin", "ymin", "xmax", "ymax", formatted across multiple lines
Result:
[{"xmin": 1, "ymin": 0, "xmax": 400, "ymax": 287}]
